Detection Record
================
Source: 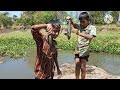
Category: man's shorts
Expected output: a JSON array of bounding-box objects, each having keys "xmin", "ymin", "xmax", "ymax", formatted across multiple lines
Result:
[{"xmin": 75, "ymin": 54, "xmax": 89, "ymax": 62}]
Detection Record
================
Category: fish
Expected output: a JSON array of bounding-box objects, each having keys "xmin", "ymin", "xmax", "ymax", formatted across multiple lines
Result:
[
  {"xmin": 64, "ymin": 20, "xmax": 72, "ymax": 40},
  {"xmin": 48, "ymin": 35, "xmax": 53, "ymax": 48}
]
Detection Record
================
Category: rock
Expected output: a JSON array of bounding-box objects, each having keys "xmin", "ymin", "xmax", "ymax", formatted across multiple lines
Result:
[
  {"xmin": 0, "ymin": 56, "xmax": 6, "ymax": 64},
  {"xmin": 0, "ymin": 60, "xmax": 4, "ymax": 64},
  {"xmin": 54, "ymin": 63, "xmax": 120, "ymax": 79}
]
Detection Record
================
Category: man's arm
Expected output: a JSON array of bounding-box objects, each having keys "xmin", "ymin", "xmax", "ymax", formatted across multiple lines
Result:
[
  {"xmin": 32, "ymin": 24, "xmax": 52, "ymax": 31},
  {"xmin": 76, "ymin": 32, "xmax": 94, "ymax": 40},
  {"xmin": 31, "ymin": 24, "xmax": 53, "ymax": 42},
  {"xmin": 70, "ymin": 19, "xmax": 79, "ymax": 29},
  {"xmin": 72, "ymin": 29, "xmax": 95, "ymax": 40},
  {"xmin": 66, "ymin": 16, "xmax": 79, "ymax": 29}
]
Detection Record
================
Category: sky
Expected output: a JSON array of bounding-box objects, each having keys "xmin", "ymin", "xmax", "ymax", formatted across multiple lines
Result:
[
  {"xmin": 0, "ymin": 11, "xmax": 22, "ymax": 18},
  {"xmin": 0, "ymin": 11, "xmax": 79, "ymax": 18}
]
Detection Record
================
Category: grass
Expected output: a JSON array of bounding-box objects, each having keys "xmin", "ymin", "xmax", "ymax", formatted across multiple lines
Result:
[
  {"xmin": 0, "ymin": 30, "xmax": 35, "ymax": 58},
  {"xmin": 0, "ymin": 24, "xmax": 120, "ymax": 58},
  {"xmin": 90, "ymin": 30, "xmax": 120, "ymax": 54}
]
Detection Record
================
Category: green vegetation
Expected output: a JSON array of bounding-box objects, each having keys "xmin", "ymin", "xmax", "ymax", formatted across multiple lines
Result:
[
  {"xmin": 0, "ymin": 24, "xmax": 120, "ymax": 58},
  {"xmin": 56, "ymin": 33, "xmax": 77, "ymax": 50},
  {"xmin": 90, "ymin": 11, "xmax": 119, "ymax": 24},
  {"xmin": 0, "ymin": 12, "xmax": 14, "ymax": 29},
  {"xmin": 15, "ymin": 11, "xmax": 68, "ymax": 26},
  {"xmin": 0, "ymin": 11, "xmax": 120, "ymax": 58},
  {"xmin": 0, "ymin": 31, "xmax": 35, "ymax": 58},
  {"xmin": 0, "ymin": 11, "xmax": 67, "ymax": 30},
  {"xmin": 0, "ymin": 11, "xmax": 119, "ymax": 30},
  {"xmin": 90, "ymin": 31, "xmax": 120, "ymax": 54}
]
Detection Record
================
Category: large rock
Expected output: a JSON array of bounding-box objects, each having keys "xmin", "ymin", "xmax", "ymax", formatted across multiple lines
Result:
[{"xmin": 54, "ymin": 63, "xmax": 120, "ymax": 79}]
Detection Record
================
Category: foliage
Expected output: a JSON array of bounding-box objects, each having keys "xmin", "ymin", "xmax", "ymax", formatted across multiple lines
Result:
[
  {"xmin": 0, "ymin": 25, "xmax": 120, "ymax": 58},
  {"xmin": 16, "ymin": 11, "xmax": 67, "ymax": 26},
  {"xmin": 0, "ymin": 12, "xmax": 14, "ymax": 29},
  {"xmin": 90, "ymin": 11, "xmax": 119, "ymax": 24}
]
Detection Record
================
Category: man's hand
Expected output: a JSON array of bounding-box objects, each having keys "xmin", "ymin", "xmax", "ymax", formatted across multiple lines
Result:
[
  {"xmin": 66, "ymin": 16, "xmax": 71, "ymax": 20},
  {"xmin": 47, "ymin": 24, "xmax": 53, "ymax": 34},
  {"xmin": 72, "ymin": 29, "xmax": 79, "ymax": 35}
]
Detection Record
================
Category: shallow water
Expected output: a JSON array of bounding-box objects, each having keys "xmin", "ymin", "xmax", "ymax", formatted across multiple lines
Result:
[
  {"xmin": 0, "ymin": 50, "xmax": 120, "ymax": 79},
  {"xmin": 0, "ymin": 58, "xmax": 34, "ymax": 79},
  {"xmin": 58, "ymin": 50, "xmax": 120, "ymax": 75}
]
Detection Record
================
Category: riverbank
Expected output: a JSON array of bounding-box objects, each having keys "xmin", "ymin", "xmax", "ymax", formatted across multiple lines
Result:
[{"xmin": 54, "ymin": 63, "xmax": 120, "ymax": 79}]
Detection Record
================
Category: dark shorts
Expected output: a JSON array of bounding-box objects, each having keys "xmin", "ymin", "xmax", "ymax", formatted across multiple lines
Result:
[
  {"xmin": 75, "ymin": 54, "xmax": 89, "ymax": 62},
  {"xmin": 35, "ymin": 77, "xmax": 39, "ymax": 79}
]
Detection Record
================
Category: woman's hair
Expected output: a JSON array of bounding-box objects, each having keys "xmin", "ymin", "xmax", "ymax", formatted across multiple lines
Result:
[{"xmin": 79, "ymin": 12, "xmax": 90, "ymax": 20}]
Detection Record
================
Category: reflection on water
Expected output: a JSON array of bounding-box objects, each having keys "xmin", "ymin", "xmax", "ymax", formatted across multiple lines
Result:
[{"xmin": 0, "ymin": 49, "xmax": 120, "ymax": 79}]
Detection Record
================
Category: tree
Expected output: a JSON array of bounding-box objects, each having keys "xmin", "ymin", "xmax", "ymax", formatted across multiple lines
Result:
[
  {"xmin": 16, "ymin": 11, "xmax": 68, "ymax": 26},
  {"xmin": 0, "ymin": 13, "xmax": 13, "ymax": 29},
  {"xmin": 55, "ymin": 11, "xmax": 67, "ymax": 23},
  {"xmin": 89, "ymin": 11, "xmax": 105, "ymax": 24},
  {"xmin": 89, "ymin": 11, "xmax": 119, "ymax": 24},
  {"xmin": 111, "ymin": 11, "xmax": 119, "ymax": 23}
]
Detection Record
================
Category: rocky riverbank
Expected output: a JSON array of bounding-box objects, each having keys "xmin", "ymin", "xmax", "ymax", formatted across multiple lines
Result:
[{"xmin": 54, "ymin": 63, "xmax": 120, "ymax": 79}]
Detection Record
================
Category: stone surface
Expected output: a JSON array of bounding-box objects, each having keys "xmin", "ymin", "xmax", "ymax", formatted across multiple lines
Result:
[{"xmin": 54, "ymin": 63, "xmax": 120, "ymax": 79}]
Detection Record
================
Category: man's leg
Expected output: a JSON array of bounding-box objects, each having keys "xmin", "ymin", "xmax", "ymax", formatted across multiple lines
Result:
[
  {"xmin": 50, "ymin": 72, "xmax": 54, "ymax": 79},
  {"xmin": 80, "ymin": 59, "xmax": 87, "ymax": 79},
  {"xmin": 75, "ymin": 54, "xmax": 81, "ymax": 79}
]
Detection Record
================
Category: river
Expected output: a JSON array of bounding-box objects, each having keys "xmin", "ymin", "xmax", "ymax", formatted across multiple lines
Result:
[{"xmin": 0, "ymin": 50, "xmax": 120, "ymax": 79}]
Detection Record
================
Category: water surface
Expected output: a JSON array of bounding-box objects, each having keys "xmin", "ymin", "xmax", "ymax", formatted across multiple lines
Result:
[{"xmin": 0, "ymin": 50, "xmax": 120, "ymax": 79}]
